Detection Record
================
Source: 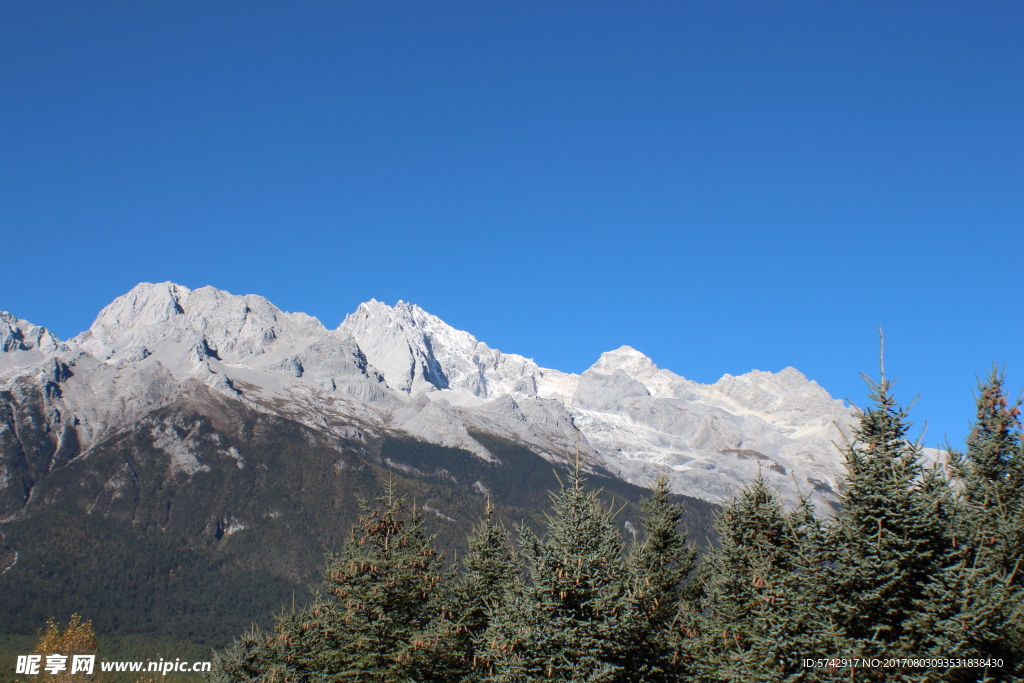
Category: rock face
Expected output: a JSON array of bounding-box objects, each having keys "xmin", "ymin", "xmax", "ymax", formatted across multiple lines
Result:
[
  {"xmin": 1, "ymin": 311, "xmax": 63, "ymax": 354},
  {"xmin": 0, "ymin": 282, "xmax": 857, "ymax": 514},
  {"xmin": 341, "ymin": 300, "xmax": 542, "ymax": 398}
]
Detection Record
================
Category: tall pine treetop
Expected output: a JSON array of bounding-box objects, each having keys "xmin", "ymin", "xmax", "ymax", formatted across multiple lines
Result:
[
  {"xmin": 956, "ymin": 366, "xmax": 1024, "ymax": 504},
  {"xmin": 829, "ymin": 367, "xmax": 947, "ymax": 660}
]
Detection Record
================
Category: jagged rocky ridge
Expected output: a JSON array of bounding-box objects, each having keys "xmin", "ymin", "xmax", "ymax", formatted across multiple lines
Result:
[{"xmin": 1, "ymin": 282, "xmax": 857, "ymax": 514}]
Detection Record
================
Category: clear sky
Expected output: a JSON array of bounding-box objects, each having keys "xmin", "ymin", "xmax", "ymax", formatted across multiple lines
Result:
[{"xmin": 2, "ymin": 2, "xmax": 1022, "ymax": 448}]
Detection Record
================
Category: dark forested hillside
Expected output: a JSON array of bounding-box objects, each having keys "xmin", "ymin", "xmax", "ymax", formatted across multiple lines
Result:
[{"xmin": 0, "ymin": 385, "xmax": 718, "ymax": 648}]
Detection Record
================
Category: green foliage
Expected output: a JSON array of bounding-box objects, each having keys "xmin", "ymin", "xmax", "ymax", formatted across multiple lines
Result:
[
  {"xmin": 452, "ymin": 501, "xmax": 517, "ymax": 682},
  {"xmin": 812, "ymin": 368, "xmax": 1024, "ymax": 681},
  {"xmin": 951, "ymin": 367, "xmax": 1024, "ymax": 582},
  {"xmin": 209, "ymin": 629, "xmax": 287, "ymax": 683},
  {"xmin": 240, "ymin": 481, "xmax": 459, "ymax": 682},
  {"xmin": 480, "ymin": 466, "xmax": 639, "ymax": 683},
  {"xmin": 207, "ymin": 365, "xmax": 1024, "ymax": 683},
  {"xmin": 0, "ymin": 505, "xmax": 296, "ymax": 647},
  {"xmin": 209, "ymin": 362, "xmax": 1024, "ymax": 683},
  {"xmin": 957, "ymin": 368, "xmax": 1024, "ymax": 501},
  {"xmin": 624, "ymin": 476, "xmax": 696, "ymax": 682},
  {"xmin": 825, "ymin": 372, "xmax": 948, "ymax": 665},
  {"xmin": 916, "ymin": 369, "xmax": 1024, "ymax": 681},
  {"xmin": 689, "ymin": 475, "xmax": 832, "ymax": 682}
]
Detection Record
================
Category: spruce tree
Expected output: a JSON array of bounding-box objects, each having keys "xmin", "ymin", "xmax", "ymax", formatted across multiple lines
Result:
[
  {"xmin": 824, "ymin": 371, "xmax": 948, "ymax": 680},
  {"xmin": 690, "ymin": 475, "xmax": 832, "ymax": 683},
  {"xmin": 623, "ymin": 475, "xmax": 697, "ymax": 682},
  {"xmin": 453, "ymin": 499, "xmax": 518, "ymax": 682},
  {"xmin": 952, "ymin": 368, "xmax": 1024, "ymax": 581},
  {"xmin": 915, "ymin": 370, "xmax": 1024, "ymax": 681},
  {"xmin": 481, "ymin": 466, "xmax": 636, "ymax": 683},
  {"xmin": 215, "ymin": 480, "xmax": 458, "ymax": 683},
  {"xmin": 211, "ymin": 628, "xmax": 290, "ymax": 683}
]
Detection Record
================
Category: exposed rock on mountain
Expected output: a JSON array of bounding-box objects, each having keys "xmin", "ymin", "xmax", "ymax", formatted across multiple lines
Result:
[{"xmin": 1, "ymin": 282, "xmax": 857, "ymax": 514}]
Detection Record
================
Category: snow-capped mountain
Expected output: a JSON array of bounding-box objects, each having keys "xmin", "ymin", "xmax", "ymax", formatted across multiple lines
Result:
[{"xmin": 1, "ymin": 282, "xmax": 858, "ymax": 511}]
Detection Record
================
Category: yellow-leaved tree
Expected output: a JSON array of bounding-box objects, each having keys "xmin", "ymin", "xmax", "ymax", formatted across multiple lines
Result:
[{"xmin": 34, "ymin": 615, "xmax": 100, "ymax": 683}]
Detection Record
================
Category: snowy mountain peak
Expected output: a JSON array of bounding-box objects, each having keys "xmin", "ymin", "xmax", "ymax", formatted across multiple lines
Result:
[
  {"xmin": 0, "ymin": 282, "xmax": 860, "ymax": 511},
  {"xmin": 589, "ymin": 346, "xmax": 659, "ymax": 378},
  {"xmin": 91, "ymin": 281, "xmax": 190, "ymax": 330},
  {"xmin": 710, "ymin": 367, "xmax": 840, "ymax": 413},
  {"xmin": 341, "ymin": 299, "xmax": 540, "ymax": 399},
  {"xmin": 776, "ymin": 366, "xmax": 809, "ymax": 384},
  {"xmin": 0, "ymin": 311, "xmax": 62, "ymax": 354},
  {"xmin": 73, "ymin": 282, "xmax": 328, "ymax": 362},
  {"xmin": 698, "ymin": 367, "xmax": 850, "ymax": 455}
]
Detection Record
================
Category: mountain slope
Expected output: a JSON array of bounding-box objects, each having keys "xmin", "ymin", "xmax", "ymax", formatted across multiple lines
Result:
[
  {"xmin": 0, "ymin": 380, "xmax": 717, "ymax": 644},
  {"xmin": 1, "ymin": 282, "xmax": 857, "ymax": 515}
]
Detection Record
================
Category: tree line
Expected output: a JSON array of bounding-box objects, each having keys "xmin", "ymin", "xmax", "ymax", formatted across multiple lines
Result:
[{"xmin": 213, "ymin": 368, "xmax": 1024, "ymax": 682}]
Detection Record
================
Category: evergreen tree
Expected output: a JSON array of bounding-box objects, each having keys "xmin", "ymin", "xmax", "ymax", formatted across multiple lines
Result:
[
  {"xmin": 690, "ymin": 475, "xmax": 832, "ymax": 683},
  {"xmin": 824, "ymin": 372, "xmax": 948, "ymax": 680},
  {"xmin": 481, "ymin": 466, "xmax": 637, "ymax": 683},
  {"xmin": 915, "ymin": 370, "xmax": 1024, "ymax": 681},
  {"xmin": 211, "ymin": 628, "xmax": 290, "ymax": 683},
  {"xmin": 623, "ymin": 476, "xmax": 697, "ymax": 682},
  {"xmin": 952, "ymin": 367, "xmax": 1024, "ymax": 580},
  {"xmin": 214, "ymin": 480, "xmax": 457, "ymax": 683},
  {"xmin": 962, "ymin": 368, "xmax": 1024, "ymax": 491},
  {"xmin": 453, "ymin": 499, "xmax": 518, "ymax": 682},
  {"xmin": 911, "ymin": 530, "xmax": 1024, "ymax": 682}
]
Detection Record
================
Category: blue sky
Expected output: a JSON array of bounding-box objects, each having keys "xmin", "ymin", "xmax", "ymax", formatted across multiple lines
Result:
[{"xmin": 2, "ymin": 2, "xmax": 1022, "ymax": 448}]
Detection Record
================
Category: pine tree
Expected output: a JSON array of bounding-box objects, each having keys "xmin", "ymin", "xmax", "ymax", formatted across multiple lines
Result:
[
  {"xmin": 824, "ymin": 371, "xmax": 948, "ymax": 681},
  {"xmin": 690, "ymin": 475, "xmax": 832, "ymax": 683},
  {"xmin": 453, "ymin": 499, "xmax": 518, "ymax": 682},
  {"xmin": 214, "ymin": 480, "xmax": 458, "ymax": 683},
  {"xmin": 211, "ymin": 628, "xmax": 289, "ymax": 683},
  {"xmin": 915, "ymin": 370, "xmax": 1024, "ymax": 681},
  {"xmin": 481, "ymin": 466, "xmax": 636, "ymax": 683},
  {"xmin": 623, "ymin": 475, "xmax": 696, "ymax": 682},
  {"xmin": 952, "ymin": 367, "xmax": 1024, "ymax": 580}
]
